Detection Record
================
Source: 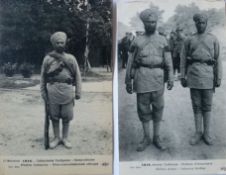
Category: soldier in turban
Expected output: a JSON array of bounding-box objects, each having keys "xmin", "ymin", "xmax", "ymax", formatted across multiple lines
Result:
[
  {"xmin": 180, "ymin": 13, "xmax": 222, "ymax": 145},
  {"xmin": 40, "ymin": 31, "xmax": 82, "ymax": 149},
  {"xmin": 171, "ymin": 26, "xmax": 186, "ymax": 80},
  {"xmin": 125, "ymin": 9, "xmax": 174, "ymax": 151}
]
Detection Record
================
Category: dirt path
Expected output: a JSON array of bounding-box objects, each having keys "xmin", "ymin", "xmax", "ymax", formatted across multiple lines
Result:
[
  {"xmin": 119, "ymin": 64, "xmax": 226, "ymax": 161},
  {"xmin": 0, "ymin": 80, "xmax": 112, "ymax": 156}
]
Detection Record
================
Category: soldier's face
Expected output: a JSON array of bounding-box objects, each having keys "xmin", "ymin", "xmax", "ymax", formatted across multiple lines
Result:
[
  {"xmin": 195, "ymin": 20, "xmax": 207, "ymax": 34},
  {"xmin": 143, "ymin": 20, "xmax": 157, "ymax": 34},
  {"xmin": 53, "ymin": 40, "xmax": 66, "ymax": 53}
]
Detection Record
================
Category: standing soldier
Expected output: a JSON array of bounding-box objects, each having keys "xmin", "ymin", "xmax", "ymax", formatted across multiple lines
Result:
[
  {"xmin": 118, "ymin": 32, "xmax": 134, "ymax": 68},
  {"xmin": 125, "ymin": 9, "xmax": 174, "ymax": 151},
  {"xmin": 40, "ymin": 31, "xmax": 82, "ymax": 149},
  {"xmin": 180, "ymin": 14, "xmax": 222, "ymax": 145},
  {"xmin": 172, "ymin": 26, "xmax": 186, "ymax": 79},
  {"xmin": 169, "ymin": 31, "xmax": 176, "ymax": 56}
]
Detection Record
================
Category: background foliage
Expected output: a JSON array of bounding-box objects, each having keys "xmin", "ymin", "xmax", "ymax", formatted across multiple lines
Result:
[
  {"xmin": 0, "ymin": 0, "xmax": 112, "ymax": 70},
  {"xmin": 118, "ymin": 2, "xmax": 225, "ymax": 39}
]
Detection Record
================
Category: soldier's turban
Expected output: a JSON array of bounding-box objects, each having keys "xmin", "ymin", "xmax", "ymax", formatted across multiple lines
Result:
[
  {"xmin": 193, "ymin": 13, "xmax": 208, "ymax": 23},
  {"xmin": 140, "ymin": 9, "xmax": 158, "ymax": 22},
  {"xmin": 50, "ymin": 31, "xmax": 67, "ymax": 45}
]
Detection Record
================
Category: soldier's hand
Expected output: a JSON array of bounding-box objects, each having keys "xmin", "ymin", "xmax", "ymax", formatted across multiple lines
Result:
[
  {"xmin": 181, "ymin": 78, "xmax": 187, "ymax": 87},
  {"xmin": 75, "ymin": 95, "xmax": 81, "ymax": 100},
  {"xmin": 126, "ymin": 83, "xmax": 133, "ymax": 94},
  {"xmin": 215, "ymin": 79, "xmax": 221, "ymax": 87},
  {"xmin": 167, "ymin": 81, "xmax": 174, "ymax": 90}
]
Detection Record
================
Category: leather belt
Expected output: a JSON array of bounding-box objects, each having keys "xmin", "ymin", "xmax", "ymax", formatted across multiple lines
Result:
[
  {"xmin": 46, "ymin": 78, "xmax": 74, "ymax": 85},
  {"xmin": 140, "ymin": 64, "xmax": 164, "ymax": 69},
  {"xmin": 187, "ymin": 59, "xmax": 215, "ymax": 66}
]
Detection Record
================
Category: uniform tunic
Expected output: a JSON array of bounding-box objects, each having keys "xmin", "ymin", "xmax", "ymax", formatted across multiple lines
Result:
[
  {"xmin": 125, "ymin": 32, "xmax": 174, "ymax": 122},
  {"xmin": 125, "ymin": 32, "xmax": 174, "ymax": 93},
  {"xmin": 40, "ymin": 51, "xmax": 82, "ymax": 105},
  {"xmin": 180, "ymin": 33, "xmax": 222, "ymax": 89}
]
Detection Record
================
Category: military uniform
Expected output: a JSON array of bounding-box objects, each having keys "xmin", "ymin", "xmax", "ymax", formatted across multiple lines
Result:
[
  {"xmin": 180, "ymin": 14, "xmax": 222, "ymax": 145},
  {"xmin": 40, "ymin": 52, "xmax": 81, "ymax": 120},
  {"xmin": 125, "ymin": 9, "xmax": 174, "ymax": 151},
  {"xmin": 181, "ymin": 33, "xmax": 221, "ymax": 90},
  {"xmin": 40, "ymin": 32, "xmax": 82, "ymax": 149},
  {"xmin": 119, "ymin": 33, "xmax": 134, "ymax": 68},
  {"xmin": 126, "ymin": 32, "xmax": 174, "ymax": 122},
  {"xmin": 172, "ymin": 27, "xmax": 186, "ymax": 74}
]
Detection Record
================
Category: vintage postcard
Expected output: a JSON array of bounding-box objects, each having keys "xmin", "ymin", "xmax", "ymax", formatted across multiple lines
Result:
[
  {"xmin": 117, "ymin": 0, "xmax": 226, "ymax": 174},
  {"xmin": 0, "ymin": 0, "xmax": 113, "ymax": 175}
]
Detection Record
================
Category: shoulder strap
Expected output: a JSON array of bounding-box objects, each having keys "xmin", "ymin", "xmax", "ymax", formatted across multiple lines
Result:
[
  {"xmin": 48, "ymin": 52, "xmax": 75, "ymax": 77},
  {"xmin": 199, "ymin": 39, "xmax": 214, "ymax": 59},
  {"xmin": 139, "ymin": 37, "xmax": 152, "ymax": 51},
  {"xmin": 190, "ymin": 36, "xmax": 214, "ymax": 60}
]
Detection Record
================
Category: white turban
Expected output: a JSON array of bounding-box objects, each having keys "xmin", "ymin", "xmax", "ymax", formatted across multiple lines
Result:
[{"xmin": 50, "ymin": 31, "xmax": 67, "ymax": 45}]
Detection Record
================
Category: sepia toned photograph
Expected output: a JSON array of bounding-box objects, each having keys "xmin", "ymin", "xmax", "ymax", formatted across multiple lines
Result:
[
  {"xmin": 0, "ymin": 0, "xmax": 113, "ymax": 174},
  {"xmin": 118, "ymin": 0, "xmax": 226, "ymax": 166}
]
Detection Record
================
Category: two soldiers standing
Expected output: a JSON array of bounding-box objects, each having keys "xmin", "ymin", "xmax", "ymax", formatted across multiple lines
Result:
[{"xmin": 125, "ymin": 9, "xmax": 222, "ymax": 152}]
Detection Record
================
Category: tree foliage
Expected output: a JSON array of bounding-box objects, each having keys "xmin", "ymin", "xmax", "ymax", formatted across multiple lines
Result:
[
  {"xmin": 163, "ymin": 3, "xmax": 225, "ymax": 35},
  {"xmin": 126, "ymin": 2, "xmax": 225, "ymax": 37},
  {"xmin": 0, "ymin": 0, "xmax": 112, "ymax": 68}
]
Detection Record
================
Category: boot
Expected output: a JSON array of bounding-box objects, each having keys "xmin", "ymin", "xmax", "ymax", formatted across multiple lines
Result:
[
  {"xmin": 136, "ymin": 137, "xmax": 151, "ymax": 152},
  {"xmin": 49, "ymin": 121, "xmax": 60, "ymax": 149},
  {"xmin": 153, "ymin": 121, "xmax": 166, "ymax": 150},
  {"xmin": 203, "ymin": 111, "xmax": 213, "ymax": 145},
  {"xmin": 136, "ymin": 122, "xmax": 151, "ymax": 152},
  {"xmin": 62, "ymin": 122, "xmax": 72, "ymax": 149},
  {"xmin": 190, "ymin": 113, "xmax": 202, "ymax": 145}
]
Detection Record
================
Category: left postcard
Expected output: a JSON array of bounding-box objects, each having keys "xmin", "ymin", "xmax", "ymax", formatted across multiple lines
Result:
[{"xmin": 0, "ymin": 1, "xmax": 113, "ymax": 175}]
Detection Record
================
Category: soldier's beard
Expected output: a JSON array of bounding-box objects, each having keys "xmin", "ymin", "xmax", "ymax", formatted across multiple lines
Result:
[
  {"xmin": 145, "ymin": 26, "xmax": 156, "ymax": 35},
  {"xmin": 197, "ymin": 27, "xmax": 206, "ymax": 34},
  {"xmin": 55, "ymin": 47, "xmax": 65, "ymax": 53}
]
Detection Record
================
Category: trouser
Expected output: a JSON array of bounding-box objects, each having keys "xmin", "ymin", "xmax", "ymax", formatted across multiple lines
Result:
[
  {"xmin": 137, "ymin": 88, "xmax": 164, "ymax": 123},
  {"xmin": 190, "ymin": 88, "xmax": 214, "ymax": 136},
  {"xmin": 48, "ymin": 101, "xmax": 74, "ymax": 122},
  {"xmin": 49, "ymin": 101, "xmax": 74, "ymax": 140},
  {"xmin": 190, "ymin": 89, "xmax": 213, "ymax": 114},
  {"xmin": 173, "ymin": 55, "xmax": 180, "ymax": 73}
]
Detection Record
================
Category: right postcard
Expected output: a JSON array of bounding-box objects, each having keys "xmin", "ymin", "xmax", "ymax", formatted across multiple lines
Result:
[{"xmin": 117, "ymin": 0, "xmax": 226, "ymax": 174}]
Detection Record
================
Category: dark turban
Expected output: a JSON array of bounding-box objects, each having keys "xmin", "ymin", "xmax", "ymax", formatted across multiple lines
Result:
[
  {"xmin": 193, "ymin": 13, "xmax": 208, "ymax": 23},
  {"xmin": 140, "ymin": 9, "xmax": 158, "ymax": 22}
]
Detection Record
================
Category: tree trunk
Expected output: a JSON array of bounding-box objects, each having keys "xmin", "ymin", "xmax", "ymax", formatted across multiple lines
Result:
[{"xmin": 83, "ymin": 2, "xmax": 91, "ymax": 75}]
